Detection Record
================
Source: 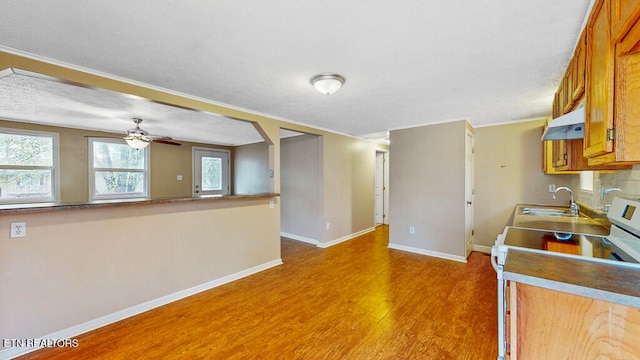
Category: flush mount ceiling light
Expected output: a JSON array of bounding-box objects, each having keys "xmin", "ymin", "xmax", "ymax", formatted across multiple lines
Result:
[{"xmin": 311, "ymin": 73, "xmax": 345, "ymax": 95}]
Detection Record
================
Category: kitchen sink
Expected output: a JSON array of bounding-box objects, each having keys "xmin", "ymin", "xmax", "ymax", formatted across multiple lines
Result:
[{"xmin": 520, "ymin": 207, "xmax": 579, "ymax": 217}]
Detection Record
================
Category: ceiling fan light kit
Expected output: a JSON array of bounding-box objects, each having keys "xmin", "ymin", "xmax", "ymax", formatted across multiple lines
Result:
[
  {"xmin": 311, "ymin": 73, "xmax": 345, "ymax": 95},
  {"xmin": 124, "ymin": 118, "xmax": 152, "ymax": 149},
  {"xmin": 124, "ymin": 136, "xmax": 151, "ymax": 150}
]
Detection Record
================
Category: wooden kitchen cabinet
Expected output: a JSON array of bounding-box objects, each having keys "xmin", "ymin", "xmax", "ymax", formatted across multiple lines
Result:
[
  {"xmin": 584, "ymin": 0, "xmax": 615, "ymax": 159},
  {"xmin": 589, "ymin": 7, "xmax": 640, "ymax": 165},
  {"xmin": 543, "ymin": 26, "xmax": 630, "ymax": 173},
  {"xmin": 547, "ymin": 0, "xmax": 640, "ymax": 169},
  {"xmin": 553, "ymin": 31, "xmax": 586, "ymax": 117},
  {"xmin": 572, "ymin": 32, "xmax": 587, "ymax": 101},
  {"xmin": 585, "ymin": 0, "xmax": 640, "ymax": 164},
  {"xmin": 543, "ymin": 119, "xmax": 630, "ymax": 173},
  {"xmin": 612, "ymin": 0, "xmax": 640, "ymax": 41},
  {"xmin": 543, "ymin": 131, "xmax": 579, "ymax": 174},
  {"xmin": 507, "ymin": 281, "xmax": 640, "ymax": 359}
]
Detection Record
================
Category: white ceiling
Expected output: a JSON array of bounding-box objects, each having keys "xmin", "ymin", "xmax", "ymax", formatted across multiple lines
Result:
[{"xmin": 0, "ymin": 1, "xmax": 594, "ymax": 143}]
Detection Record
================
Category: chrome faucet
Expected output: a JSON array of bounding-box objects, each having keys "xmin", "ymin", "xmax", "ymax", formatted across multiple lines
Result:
[
  {"xmin": 601, "ymin": 187, "xmax": 623, "ymax": 199},
  {"xmin": 553, "ymin": 186, "xmax": 580, "ymax": 216},
  {"xmin": 601, "ymin": 187, "xmax": 623, "ymax": 213}
]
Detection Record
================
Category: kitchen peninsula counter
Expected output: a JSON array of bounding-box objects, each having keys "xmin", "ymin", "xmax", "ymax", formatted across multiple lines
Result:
[
  {"xmin": 503, "ymin": 203, "xmax": 640, "ymax": 307},
  {"xmin": 503, "ymin": 248, "xmax": 640, "ymax": 308},
  {"xmin": 0, "ymin": 193, "xmax": 280, "ymax": 215},
  {"xmin": 495, "ymin": 202, "xmax": 640, "ymax": 359}
]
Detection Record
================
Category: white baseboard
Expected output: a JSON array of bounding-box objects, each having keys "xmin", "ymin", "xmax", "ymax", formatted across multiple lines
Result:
[
  {"xmin": 0, "ymin": 259, "xmax": 283, "ymax": 360},
  {"xmin": 473, "ymin": 244, "xmax": 492, "ymax": 254},
  {"xmin": 388, "ymin": 243, "xmax": 467, "ymax": 263},
  {"xmin": 280, "ymin": 232, "xmax": 319, "ymax": 246},
  {"xmin": 317, "ymin": 227, "xmax": 376, "ymax": 248},
  {"xmin": 281, "ymin": 227, "xmax": 376, "ymax": 249}
]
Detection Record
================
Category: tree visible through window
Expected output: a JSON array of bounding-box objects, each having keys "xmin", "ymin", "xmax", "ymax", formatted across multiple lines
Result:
[
  {"xmin": 90, "ymin": 139, "xmax": 148, "ymax": 199},
  {"xmin": 0, "ymin": 130, "xmax": 56, "ymax": 202}
]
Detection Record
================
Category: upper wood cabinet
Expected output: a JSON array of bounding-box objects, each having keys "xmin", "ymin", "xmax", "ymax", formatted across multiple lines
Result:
[
  {"xmin": 584, "ymin": 0, "xmax": 615, "ymax": 158},
  {"xmin": 553, "ymin": 32, "xmax": 587, "ymax": 118},
  {"xmin": 612, "ymin": 0, "xmax": 640, "ymax": 41},
  {"xmin": 572, "ymin": 32, "xmax": 587, "ymax": 100},
  {"xmin": 609, "ymin": 10, "xmax": 640, "ymax": 162},
  {"xmin": 545, "ymin": 0, "xmax": 639, "ymax": 171},
  {"xmin": 584, "ymin": 0, "xmax": 640, "ymax": 165}
]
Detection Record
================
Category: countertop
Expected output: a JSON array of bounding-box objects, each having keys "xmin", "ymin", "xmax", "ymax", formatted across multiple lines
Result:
[
  {"xmin": 503, "ymin": 203, "xmax": 640, "ymax": 308},
  {"xmin": 503, "ymin": 249, "xmax": 640, "ymax": 308},
  {"xmin": 0, "ymin": 193, "xmax": 280, "ymax": 215}
]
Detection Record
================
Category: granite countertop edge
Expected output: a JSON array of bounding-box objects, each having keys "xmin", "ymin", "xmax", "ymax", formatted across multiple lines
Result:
[{"xmin": 0, "ymin": 193, "xmax": 280, "ymax": 215}]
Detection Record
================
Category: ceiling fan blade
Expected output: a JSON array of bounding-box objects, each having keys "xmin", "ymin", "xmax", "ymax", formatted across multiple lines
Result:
[{"xmin": 153, "ymin": 139, "xmax": 182, "ymax": 146}]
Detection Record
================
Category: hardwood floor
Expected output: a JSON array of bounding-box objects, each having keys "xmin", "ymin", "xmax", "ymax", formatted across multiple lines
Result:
[{"xmin": 20, "ymin": 226, "xmax": 498, "ymax": 359}]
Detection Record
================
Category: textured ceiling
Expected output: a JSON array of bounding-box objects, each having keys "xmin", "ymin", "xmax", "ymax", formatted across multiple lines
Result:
[
  {"xmin": 0, "ymin": 69, "xmax": 264, "ymax": 145},
  {"xmin": 0, "ymin": 1, "xmax": 594, "ymax": 142}
]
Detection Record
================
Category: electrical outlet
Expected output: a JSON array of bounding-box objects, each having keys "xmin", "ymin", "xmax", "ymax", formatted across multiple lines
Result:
[
  {"xmin": 409, "ymin": 226, "xmax": 415, "ymax": 234},
  {"xmin": 269, "ymin": 200, "xmax": 274, "ymax": 209},
  {"xmin": 549, "ymin": 184, "xmax": 556, "ymax": 193},
  {"xmin": 326, "ymin": 222, "xmax": 331, "ymax": 230},
  {"xmin": 176, "ymin": 175, "xmax": 183, "ymax": 181},
  {"xmin": 10, "ymin": 222, "xmax": 26, "ymax": 238}
]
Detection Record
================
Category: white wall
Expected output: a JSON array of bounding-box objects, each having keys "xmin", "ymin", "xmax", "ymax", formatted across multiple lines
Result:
[
  {"xmin": 389, "ymin": 120, "xmax": 467, "ymax": 260},
  {"xmin": 0, "ymin": 199, "xmax": 280, "ymax": 341},
  {"xmin": 234, "ymin": 141, "xmax": 270, "ymax": 194},
  {"xmin": 281, "ymin": 134, "xmax": 322, "ymax": 242},
  {"xmin": 321, "ymin": 135, "xmax": 377, "ymax": 244},
  {"xmin": 473, "ymin": 119, "xmax": 574, "ymax": 247}
]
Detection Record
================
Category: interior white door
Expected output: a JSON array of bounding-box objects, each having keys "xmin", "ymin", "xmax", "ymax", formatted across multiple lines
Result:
[
  {"xmin": 375, "ymin": 152, "xmax": 384, "ymax": 224},
  {"xmin": 193, "ymin": 148, "xmax": 230, "ymax": 196},
  {"xmin": 464, "ymin": 129, "xmax": 475, "ymax": 257},
  {"xmin": 383, "ymin": 152, "xmax": 389, "ymax": 225}
]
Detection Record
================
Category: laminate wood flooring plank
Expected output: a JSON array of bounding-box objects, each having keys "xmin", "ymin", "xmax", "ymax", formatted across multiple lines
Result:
[{"xmin": 18, "ymin": 226, "xmax": 498, "ymax": 359}]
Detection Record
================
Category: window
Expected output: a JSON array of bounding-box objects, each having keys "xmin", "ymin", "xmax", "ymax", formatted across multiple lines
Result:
[
  {"xmin": 89, "ymin": 138, "xmax": 149, "ymax": 200},
  {"xmin": 580, "ymin": 171, "xmax": 594, "ymax": 192},
  {"xmin": 0, "ymin": 128, "xmax": 58, "ymax": 203},
  {"xmin": 193, "ymin": 147, "xmax": 230, "ymax": 196}
]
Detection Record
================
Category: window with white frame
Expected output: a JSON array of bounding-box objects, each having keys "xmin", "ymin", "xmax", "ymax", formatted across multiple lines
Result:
[
  {"xmin": 580, "ymin": 171, "xmax": 594, "ymax": 192},
  {"xmin": 0, "ymin": 128, "xmax": 58, "ymax": 203},
  {"xmin": 89, "ymin": 138, "xmax": 149, "ymax": 200}
]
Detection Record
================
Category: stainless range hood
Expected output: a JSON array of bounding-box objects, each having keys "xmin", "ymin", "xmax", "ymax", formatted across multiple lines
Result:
[{"xmin": 541, "ymin": 106, "xmax": 585, "ymax": 140}]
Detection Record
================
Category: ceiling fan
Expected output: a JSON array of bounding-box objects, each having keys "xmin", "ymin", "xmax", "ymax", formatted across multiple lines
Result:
[{"xmin": 124, "ymin": 117, "xmax": 181, "ymax": 149}]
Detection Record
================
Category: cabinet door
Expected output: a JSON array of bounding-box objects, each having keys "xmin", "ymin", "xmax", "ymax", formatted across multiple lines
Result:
[
  {"xmin": 514, "ymin": 283, "xmax": 640, "ymax": 358},
  {"xmin": 563, "ymin": 73, "xmax": 573, "ymax": 113},
  {"xmin": 613, "ymin": 14, "xmax": 640, "ymax": 162},
  {"xmin": 612, "ymin": 0, "xmax": 640, "ymax": 41},
  {"xmin": 552, "ymin": 140, "xmax": 568, "ymax": 168},
  {"xmin": 585, "ymin": 0, "xmax": 615, "ymax": 158},
  {"xmin": 552, "ymin": 92, "xmax": 561, "ymax": 119},
  {"xmin": 572, "ymin": 32, "xmax": 586, "ymax": 101}
]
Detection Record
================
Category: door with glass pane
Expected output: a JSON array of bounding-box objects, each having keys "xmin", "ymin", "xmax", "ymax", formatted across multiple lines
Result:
[{"xmin": 193, "ymin": 148, "xmax": 229, "ymax": 196}]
